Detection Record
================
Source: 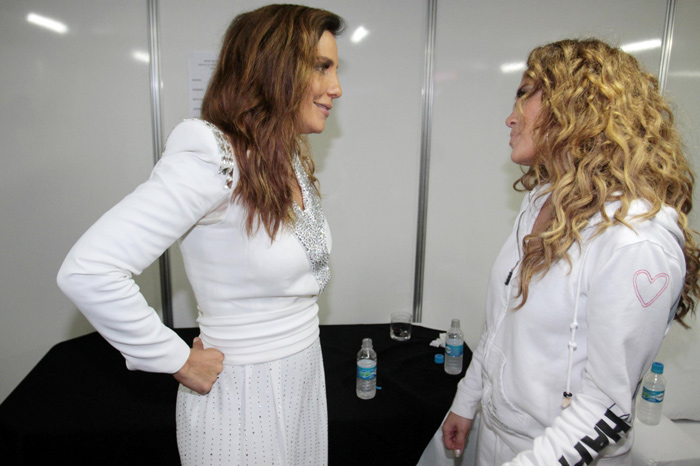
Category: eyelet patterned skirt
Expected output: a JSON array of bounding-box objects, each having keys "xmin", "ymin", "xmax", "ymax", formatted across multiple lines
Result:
[{"xmin": 176, "ymin": 338, "xmax": 327, "ymax": 465}]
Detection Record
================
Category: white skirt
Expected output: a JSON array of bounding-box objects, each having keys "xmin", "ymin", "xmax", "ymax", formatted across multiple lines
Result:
[{"xmin": 176, "ymin": 338, "xmax": 327, "ymax": 466}]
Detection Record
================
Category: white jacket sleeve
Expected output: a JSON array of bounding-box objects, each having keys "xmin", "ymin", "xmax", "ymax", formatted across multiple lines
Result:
[
  {"xmin": 506, "ymin": 240, "xmax": 683, "ymax": 465},
  {"xmin": 57, "ymin": 120, "xmax": 233, "ymax": 374}
]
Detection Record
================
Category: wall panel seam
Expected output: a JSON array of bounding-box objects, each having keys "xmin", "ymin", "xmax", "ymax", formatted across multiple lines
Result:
[
  {"xmin": 413, "ymin": 0, "xmax": 438, "ymax": 323},
  {"xmin": 659, "ymin": 0, "xmax": 676, "ymax": 95},
  {"xmin": 148, "ymin": 0, "xmax": 174, "ymax": 327}
]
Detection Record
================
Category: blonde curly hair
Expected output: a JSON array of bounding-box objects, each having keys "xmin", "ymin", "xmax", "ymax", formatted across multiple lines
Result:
[{"xmin": 514, "ymin": 38, "xmax": 699, "ymax": 326}]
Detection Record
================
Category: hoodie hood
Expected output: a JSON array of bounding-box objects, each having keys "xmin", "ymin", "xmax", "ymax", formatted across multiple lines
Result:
[
  {"xmin": 588, "ymin": 198, "xmax": 685, "ymax": 249},
  {"xmin": 528, "ymin": 185, "xmax": 685, "ymax": 249}
]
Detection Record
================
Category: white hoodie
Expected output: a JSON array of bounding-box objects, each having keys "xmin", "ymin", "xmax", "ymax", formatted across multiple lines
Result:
[{"xmin": 451, "ymin": 188, "xmax": 685, "ymax": 465}]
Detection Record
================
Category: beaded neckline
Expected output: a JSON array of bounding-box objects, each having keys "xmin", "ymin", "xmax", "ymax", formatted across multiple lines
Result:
[{"xmin": 292, "ymin": 156, "xmax": 330, "ymax": 294}]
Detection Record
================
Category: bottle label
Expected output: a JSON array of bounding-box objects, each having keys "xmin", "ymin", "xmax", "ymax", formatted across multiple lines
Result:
[
  {"xmin": 446, "ymin": 343, "xmax": 463, "ymax": 357},
  {"xmin": 357, "ymin": 361, "xmax": 377, "ymax": 380},
  {"xmin": 642, "ymin": 387, "xmax": 665, "ymax": 403}
]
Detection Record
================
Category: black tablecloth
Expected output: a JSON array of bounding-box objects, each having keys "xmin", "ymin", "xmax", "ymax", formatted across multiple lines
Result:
[{"xmin": 0, "ymin": 324, "xmax": 470, "ymax": 465}]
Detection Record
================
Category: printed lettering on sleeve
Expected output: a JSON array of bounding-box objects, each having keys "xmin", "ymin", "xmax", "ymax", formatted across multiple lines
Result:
[
  {"xmin": 558, "ymin": 408, "xmax": 631, "ymax": 466},
  {"xmin": 633, "ymin": 270, "xmax": 669, "ymax": 308}
]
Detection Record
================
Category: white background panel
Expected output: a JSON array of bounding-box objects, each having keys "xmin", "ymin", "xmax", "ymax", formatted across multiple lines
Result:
[
  {"xmin": 158, "ymin": 0, "xmax": 426, "ymax": 327},
  {"xmin": 666, "ymin": 0, "xmax": 700, "ymax": 236},
  {"xmin": 0, "ymin": 0, "xmax": 159, "ymax": 401},
  {"xmin": 421, "ymin": 0, "xmax": 668, "ymax": 347}
]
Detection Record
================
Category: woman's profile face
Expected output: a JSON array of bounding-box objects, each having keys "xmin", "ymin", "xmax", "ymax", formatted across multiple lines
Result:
[
  {"xmin": 298, "ymin": 30, "xmax": 342, "ymax": 135},
  {"xmin": 506, "ymin": 78, "xmax": 542, "ymax": 166}
]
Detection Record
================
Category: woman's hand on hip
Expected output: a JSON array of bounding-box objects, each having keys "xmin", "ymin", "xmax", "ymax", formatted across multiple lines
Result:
[
  {"xmin": 442, "ymin": 411, "xmax": 473, "ymax": 457},
  {"xmin": 173, "ymin": 337, "xmax": 224, "ymax": 394}
]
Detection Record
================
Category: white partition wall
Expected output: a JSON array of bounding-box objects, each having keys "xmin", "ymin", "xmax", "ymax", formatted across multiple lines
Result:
[
  {"xmin": 2, "ymin": 1, "xmax": 699, "ymax": 403},
  {"xmin": 157, "ymin": 0, "xmax": 427, "ymax": 327},
  {"xmin": 0, "ymin": 1, "xmax": 161, "ymax": 402},
  {"xmin": 666, "ymin": 0, "xmax": 700, "ymax": 235},
  {"xmin": 421, "ymin": 0, "xmax": 669, "ymax": 347},
  {"xmin": 307, "ymin": 0, "xmax": 427, "ymax": 325}
]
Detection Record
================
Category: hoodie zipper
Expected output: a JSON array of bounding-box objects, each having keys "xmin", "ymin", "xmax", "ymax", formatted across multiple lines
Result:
[
  {"xmin": 505, "ymin": 209, "xmax": 526, "ymax": 285},
  {"xmin": 484, "ymin": 206, "xmax": 527, "ymax": 360}
]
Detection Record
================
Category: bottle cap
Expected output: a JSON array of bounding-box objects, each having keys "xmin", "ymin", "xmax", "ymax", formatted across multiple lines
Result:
[
  {"xmin": 362, "ymin": 338, "xmax": 373, "ymax": 349},
  {"xmin": 434, "ymin": 354, "xmax": 444, "ymax": 364},
  {"xmin": 451, "ymin": 318, "xmax": 461, "ymax": 327},
  {"xmin": 651, "ymin": 361, "xmax": 664, "ymax": 374}
]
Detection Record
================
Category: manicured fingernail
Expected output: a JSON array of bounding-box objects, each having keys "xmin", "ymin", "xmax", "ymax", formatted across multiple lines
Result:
[{"xmin": 454, "ymin": 449, "xmax": 462, "ymax": 458}]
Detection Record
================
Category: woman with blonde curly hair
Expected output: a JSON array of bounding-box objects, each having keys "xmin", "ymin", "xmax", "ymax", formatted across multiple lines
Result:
[
  {"xmin": 423, "ymin": 38, "xmax": 700, "ymax": 465},
  {"xmin": 58, "ymin": 4, "xmax": 343, "ymax": 465}
]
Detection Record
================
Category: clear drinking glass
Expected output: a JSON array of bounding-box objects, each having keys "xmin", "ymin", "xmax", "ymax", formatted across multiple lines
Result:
[{"xmin": 390, "ymin": 312, "xmax": 412, "ymax": 341}]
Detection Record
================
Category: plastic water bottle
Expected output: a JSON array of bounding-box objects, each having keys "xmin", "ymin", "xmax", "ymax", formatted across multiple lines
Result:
[
  {"xmin": 445, "ymin": 319, "xmax": 464, "ymax": 375},
  {"xmin": 637, "ymin": 362, "xmax": 666, "ymax": 426},
  {"xmin": 356, "ymin": 338, "xmax": 377, "ymax": 399}
]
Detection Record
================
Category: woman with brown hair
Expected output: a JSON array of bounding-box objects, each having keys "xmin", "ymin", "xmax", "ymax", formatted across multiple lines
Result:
[
  {"xmin": 57, "ymin": 4, "xmax": 343, "ymax": 465},
  {"xmin": 423, "ymin": 38, "xmax": 700, "ymax": 465}
]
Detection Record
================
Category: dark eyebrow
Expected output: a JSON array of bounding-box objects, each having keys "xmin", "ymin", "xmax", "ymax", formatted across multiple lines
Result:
[{"xmin": 316, "ymin": 56, "xmax": 337, "ymax": 68}]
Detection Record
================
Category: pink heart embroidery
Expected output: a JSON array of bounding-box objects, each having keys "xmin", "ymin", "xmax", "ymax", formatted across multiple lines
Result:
[{"xmin": 633, "ymin": 270, "xmax": 669, "ymax": 307}]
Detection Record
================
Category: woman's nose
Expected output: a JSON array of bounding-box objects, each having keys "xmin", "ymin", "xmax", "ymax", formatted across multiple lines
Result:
[
  {"xmin": 329, "ymin": 74, "xmax": 342, "ymax": 99},
  {"xmin": 505, "ymin": 109, "xmax": 517, "ymax": 128}
]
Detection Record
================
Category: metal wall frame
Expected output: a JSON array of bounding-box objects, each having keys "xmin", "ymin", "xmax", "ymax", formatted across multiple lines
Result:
[
  {"xmin": 412, "ymin": 0, "xmax": 438, "ymax": 323},
  {"xmin": 147, "ymin": 0, "xmax": 174, "ymax": 327},
  {"xmin": 659, "ymin": 0, "xmax": 676, "ymax": 95}
]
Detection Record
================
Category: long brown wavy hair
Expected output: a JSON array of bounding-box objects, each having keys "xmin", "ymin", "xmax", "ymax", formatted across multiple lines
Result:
[
  {"xmin": 201, "ymin": 4, "xmax": 344, "ymax": 239},
  {"xmin": 514, "ymin": 38, "xmax": 700, "ymax": 326}
]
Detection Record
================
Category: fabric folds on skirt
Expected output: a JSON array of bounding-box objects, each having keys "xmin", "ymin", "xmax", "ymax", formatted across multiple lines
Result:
[{"xmin": 176, "ymin": 338, "xmax": 327, "ymax": 466}]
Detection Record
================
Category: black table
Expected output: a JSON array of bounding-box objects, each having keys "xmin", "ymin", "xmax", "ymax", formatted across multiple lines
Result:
[{"xmin": 0, "ymin": 324, "xmax": 470, "ymax": 465}]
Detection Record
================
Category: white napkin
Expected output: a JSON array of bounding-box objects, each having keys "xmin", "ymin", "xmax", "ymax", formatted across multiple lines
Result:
[{"xmin": 430, "ymin": 332, "xmax": 446, "ymax": 348}]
